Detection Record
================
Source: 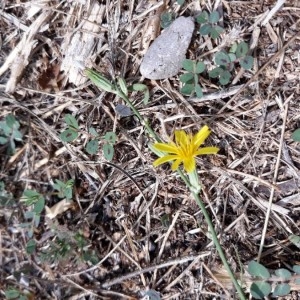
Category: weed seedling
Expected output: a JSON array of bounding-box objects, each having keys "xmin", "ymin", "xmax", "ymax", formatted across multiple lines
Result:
[
  {"xmin": 0, "ymin": 114, "xmax": 23, "ymax": 154},
  {"xmin": 53, "ymin": 179, "xmax": 74, "ymax": 200},
  {"xmin": 196, "ymin": 11, "xmax": 224, "ymax": 39},
  {"xmin": 180, "ymin": 59, "xmax": 206, "ymax": 97},
  {"xmin": 59, "ymin": 114, "xmax": 79, "ymax": 142}
]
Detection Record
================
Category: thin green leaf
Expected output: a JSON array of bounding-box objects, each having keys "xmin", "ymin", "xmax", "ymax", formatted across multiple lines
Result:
[
  {"xmin": 86, "ymin": 139, "xmax": 99, "ymax": 155},
  {"xmin": 272, "ymin": 283, "xmax": 291, "ymax": 297},
  {"xmin": 182, "ymin": 59, "xmax": 195, "ymax": 72},
  {"xmin": 117, "ymin": 77, "xmax": 128, "ymax": 96},
  {"xmin": 60, "ymin": 129, "xmax": 78, "ymax": 142},
  {"xmin": 104, "ymin": 132, "xmax": 117, "ymax": 144},
  {"xmin": 215, "ymin": 52, "xmax": 231, "ymax": 66},
  {"xmin": 26, "ymin": 239, "xmax": 36, "ymax": 254},
  {"xmin": 196, "ymin": 11, "xmax": 209, "ymax": 24},
  {"xmin": 275, "ymin": 268, "xmax": 292, "ymax": 280},
  {"xmin": 209, "ymin": 11, "xmax": 220, "ymax": 23},
  {"xmin": 248, "ymin": 261, "xmax": 270, "ymax": 279},
  {"xmin": 236, "ymin": 41, "xmax": 249, "ymax": 58},
  {"xmin": 179, "ymin": 73, "xmax": 194, "ymax": 83},
  {"xmin": 250, "ymin": 282, "xmax": 272, "ymax": 299},
  {"xmin": 131, "ymin": 83, "xmax": 150, "ymax": 105},
  {"xmin": 199, "ymin": 24, "xmax": 212, "ymax": 35},
  {"xmin": 103, "ymin": 143, "xmax": 114, "ymax": 161},
  {"xmin": 64, "ymin": 114, "xmax": 79, "ymax": 130},
  {"xmin": 195, "ymin": 61, "xmax": 206, "ymax": 74},
  {"xmin": 180, "ymin": 83, "xmax": 195, "ymax": 95},
  {"xmin": 240, "ymin": 55, "xmax": 254, "ymax": 70},
  {"xmin": 292, "ymin": 129, "xmax": 300, "ymax": 142}
]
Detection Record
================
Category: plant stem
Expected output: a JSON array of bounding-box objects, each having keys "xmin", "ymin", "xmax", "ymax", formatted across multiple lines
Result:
[{"xmin": 192, "ymin": 191, "xmax": 246, "ymax": 299}]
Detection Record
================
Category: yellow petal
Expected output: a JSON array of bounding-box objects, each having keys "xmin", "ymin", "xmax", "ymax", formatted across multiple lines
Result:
[
  {"xmin": 171, "ymin": 159, "xmax": 182, "ymax": 171},
  {"xmin": 193, "ymin": 125, "xmax": 211, "ymax": 148},
  {"xmin": 183, "ymin": 158, "xmax": 196, "ymax": 173},
  {"xmin": 153, "ymin": 142, "xmax": 179, "ymax": 154},
  {"xmin": 175, "ymin": 130, "xmax": 188, "ymax": 148},
  {"xmin": 153, "ymin": 155, "xmax": 179, "ymax": 167},
  {"xmin": 195, "ymin": 147, "xmax": 219, "ymax": 155}
]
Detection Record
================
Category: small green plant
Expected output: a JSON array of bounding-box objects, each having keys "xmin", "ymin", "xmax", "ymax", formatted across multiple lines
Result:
[
  {"xmin": 180, "ymin": 59, "xmax": 205, "ymax": 97},
  {"xmin": 0, "ymin": 181, "xmax": 14, "ymax": 206},
  {"xmin": 5, "ymin": 288, "xmax": 28, "ymax": 300},
  {"xmin": 196, "ymin": 11, "xmax": 224, "ymax": 39},
  {"xmin": 209, "ymin": 42, "xmax": 254, "ymax": 85},
  {"xmin": 20, "ymin": 189, "xmax": 45, "ymax": 253},
  {"xmin": 53, "ymin": 179, "xmax": 74, "ymax": 200},
  {"xmin": 85, "ymin": 129, "xmax": 117, "ymax": 161},
  {"xmin": 0, "ymin": 114, "xmax": 23, "ymax": 154},
  {"xmin": 59, "ymin": 114, "xmax": 79, "ymax": 142},
  {"xmin": 247, "ymin": 260, "xmax": 300, "ymax": 299}
]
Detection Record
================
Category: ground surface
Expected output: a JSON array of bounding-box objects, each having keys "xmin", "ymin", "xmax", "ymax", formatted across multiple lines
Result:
[{"xmin": 1, "ymin": 0, "xmax": 300, "ymax": 299}]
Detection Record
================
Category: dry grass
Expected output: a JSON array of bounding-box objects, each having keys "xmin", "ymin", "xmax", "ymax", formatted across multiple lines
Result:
[{"xmin": 1, "ymin": 0, "xmax": 300, "ymax": 299}]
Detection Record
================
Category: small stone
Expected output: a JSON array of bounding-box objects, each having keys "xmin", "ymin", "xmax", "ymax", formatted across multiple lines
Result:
[{"xmin": 140, "ymin": 16, "xmax": 195, "ymax": 80}]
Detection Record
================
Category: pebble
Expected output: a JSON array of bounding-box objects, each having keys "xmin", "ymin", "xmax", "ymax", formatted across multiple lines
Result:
[{"xmin": 140, "ymin": 16, "xmax": 195, "ymax": 80}]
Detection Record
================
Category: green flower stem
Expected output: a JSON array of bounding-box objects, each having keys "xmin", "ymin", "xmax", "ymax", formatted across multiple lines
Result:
[{"xmin": 191, "ymin": 191, "xmax": 246, "ymax": 299}]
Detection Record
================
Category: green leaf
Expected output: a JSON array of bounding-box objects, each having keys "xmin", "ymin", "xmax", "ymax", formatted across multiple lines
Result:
[
  {"xmin": 195, "ymin": 84, "xmax": 203, "ymax": 98},
  {"xmin": 250, "ymin": 282, "xmax": 272, "ymax": 299},
  {"xmin": 179, "ymin": 73, "xmax": 194, "ymax": 83},
  {"xmin": 199, "ymin": 24, "xmax": 212, "ymax": 35},
  {"xmin": 182, "ymin": 59, "xmax": 195, "ymax": 72},
  {"xmin": 21, "ymin": 190, "xmax": 43, "ymax": 206},
  {"xmin": 5, "ymin": 289, "xmax": 20, "ymax": 299},
  {"xmin": 64, "ymin": 114, "xmax": 79, "ymax": 130},
  {"xmin": 209, "ymin": 11, "xmax": 220, "ymax": 23},
  {"xmin": 89, "ymin": 127, "xmax": 99, "ymax": 137},
  {"xmin": 293, "ymin": 265, "xmax": 300, "ymax": 274},
  {"xmin": 275, "ymin": 268, "xmax": 292, "ymax": 280},
  {"xmin": 236, "ymin": 41, "xmax": 249, "ymax": 58},
  {"xmin": 103, "ymin": 143, "xmax": 114, "ymax": 161},
  {"xmin": 210, "ymin": 25, "xmax": 223, "ymax": 39},
  {"xmin": 240, "ymin": 55, "xmax": 254, "ymax": 70},
  {"xmin": 219, "ymin": 70, "xmax": 231, "ymax": 85},
  {"xmin": 176, "ymin": 0, "xmax": 185, "ymax": 5},
  {"xmin": 117, "ymin": 77, "xmax": 128, "ymax": 96},
  {"xmin": 33, "ymin": 197, "xmax": 45, "ymax": 214},
  {"xmin": 230, "ymin": 42, "xmax": 238, "ymax": 53},
  {"xmin": 196, "ymin": 11, "xmax": 209, "ymax": 24},
  {"xmin": 195, "ymin": 61, "xmax": 205, "ymax": 74},
  {"xmin": 160, "ymin": 12, "xmax": 173, "ymax": 29},
  {"xmin": 86, "ymin": 139, "xmax": 99, "ymax": 155},
  {"xmin": 215, "ymin": 52, "xmax": 231, "ymax": 66},
  {"xmin": 180, "ymin": 83, "xmax": 195, "ymax": 95},
  {"xmin": 104, "ymin": 132, "xmax": 117, "ymax": 144},
  {"xmin": 0, "ymin": 121, "xmax": 12, "ymax": 136},
  {"xmin": 26, "ymin": 239, "xmax": 36, "ymax": 254},
  {"xmin": 12, "ymin": 129, "xmax": 22, "ymax": 141},
  {"xmin": 209, "ymin": 67, "xmax": 223, "ymax": 78},
  {"xmin": 131, "ymin": 83, "xmax": 150, "ymax": 105},
  {"xmin": 60, "ymin": 129, "xmax": 78, "ymax": 142},
  {"xmin": 272, "ymin": 283, "xmax": 291, "ymax": 297},
  {"xmin": 6, "ymin": 114, "xmax": 17, "ymax": 128},
  {"xmin": 228, "ymin": 53, "xmax": 236, "ymax": 62},
  {"xmin": 0, "ymin": 136, "xmax": 8, "ymax": 144},
  {"xmin": 248, "ymin": 261, "xmax": 270, "ymax": 279},
  {"xmin": 292, "ymin": 129, "xmax": 300, "ymax": 142}
]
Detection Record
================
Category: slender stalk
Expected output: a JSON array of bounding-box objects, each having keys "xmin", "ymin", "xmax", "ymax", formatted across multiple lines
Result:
[{"xmin": 192, "ymin": 191, "xmax": 246, "ymax": 299}]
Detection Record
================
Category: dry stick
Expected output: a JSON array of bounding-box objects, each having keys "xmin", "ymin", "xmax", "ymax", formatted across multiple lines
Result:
[
  {"xmin": 257, "ymin": 95, "xmax": 291, "ymax": 262},
  {"xmin": 101, "ymin": 254, "xmax": 209, "ymax": 288},
  {"xmin": 217, "ymin": 33, "xmax": 298, "ymax": 115}
]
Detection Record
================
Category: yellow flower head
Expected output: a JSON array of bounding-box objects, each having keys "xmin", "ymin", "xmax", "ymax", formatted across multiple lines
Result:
[{"xmin": 153, "ymin": 125, "xmax": 219, "ymax": 173}]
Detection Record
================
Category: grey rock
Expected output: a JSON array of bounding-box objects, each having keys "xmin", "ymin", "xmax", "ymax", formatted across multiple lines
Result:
[{"xmin": 140, "ymin": 16, "xmax": 195, "ymax": 80}]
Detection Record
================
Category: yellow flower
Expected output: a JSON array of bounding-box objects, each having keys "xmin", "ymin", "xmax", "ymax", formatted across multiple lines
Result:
[{"xmin": 153, "ymin": 125, "xmax": 219, "ymax": 173}]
